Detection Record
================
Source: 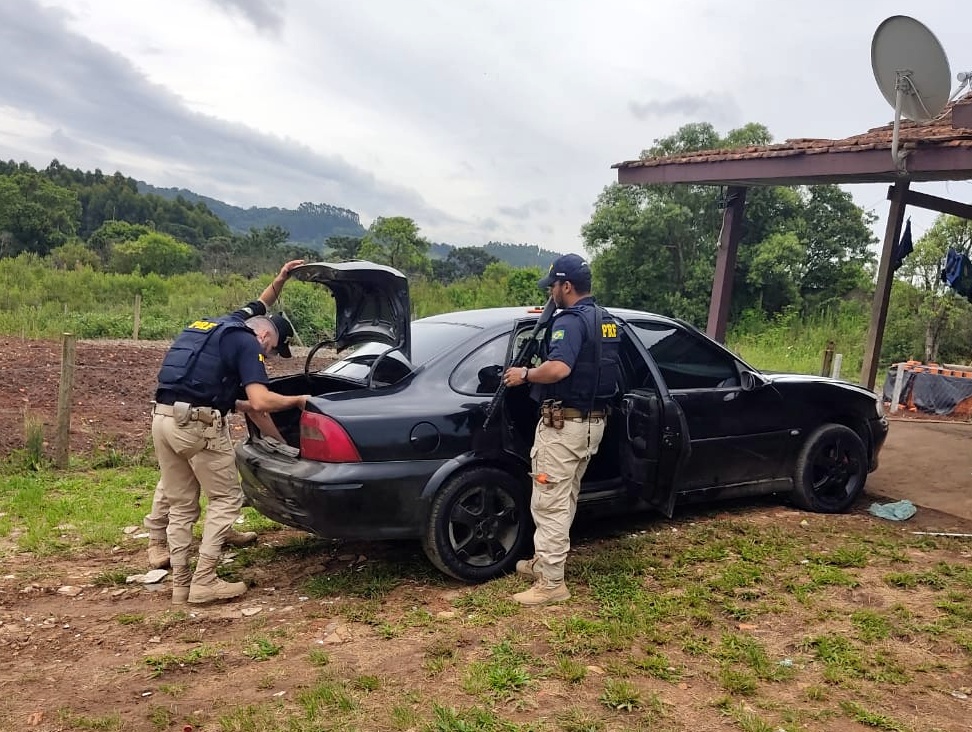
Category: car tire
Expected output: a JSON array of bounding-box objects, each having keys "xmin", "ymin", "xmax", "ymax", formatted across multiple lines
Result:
[
  {"xmin": 791, "ymin": 423, "xmax": 867, "ymax": 513},
  {"xmin": 421, "ymin": 467, "xmax": 530, "ymax": 583}
]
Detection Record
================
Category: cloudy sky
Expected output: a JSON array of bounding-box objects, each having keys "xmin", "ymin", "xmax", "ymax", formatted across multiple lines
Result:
[{"xmin": 2, "ymin": 0, "xmax": 970, "ymax": 254}]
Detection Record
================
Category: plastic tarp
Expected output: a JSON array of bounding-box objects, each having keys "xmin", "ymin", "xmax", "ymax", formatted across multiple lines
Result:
[
  {"xmin": 882, "ymin": 368, "xmax": 972, "ymax": 415},
  {"xmin": 868, "ymin": 499, "xmax": 917, "ymax": 521}
]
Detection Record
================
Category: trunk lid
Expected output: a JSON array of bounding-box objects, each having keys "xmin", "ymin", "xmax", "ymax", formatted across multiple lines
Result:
[{"xmin": 290, "ymin": 261, "xmax": 411, "ymax": 359}]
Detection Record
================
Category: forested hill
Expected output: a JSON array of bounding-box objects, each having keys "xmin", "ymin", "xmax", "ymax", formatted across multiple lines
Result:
[
  {"xmin": 137, "ymin": 182, "xmax": 365, "ymax": 247},
  {"xmin": 429, "ymin": 241, "xmax": 562, "ymax": 268},
  {"xmin": 141, "ymin": 183, "xmax": 560, "ymax": 266}
]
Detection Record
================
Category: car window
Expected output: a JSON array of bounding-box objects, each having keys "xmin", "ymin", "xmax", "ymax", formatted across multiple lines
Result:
[
  {"xmin": 619, "ymin": 330, "xmax": 655, "ymax": 390},
  {"xmin": 450, "ymin": 332, "xmax": 511, "ymax": 395},
  {"xmin": 324, "ymin": 321, "xmax": 487, "ymax": 384},
  {"xmin": 323, "ymin": 342, "xmax": 413, "ymax": 384},
  {"xmin": 626, "ymin": 320, "xmax": 738, "ymax": 389},
  {"xmin": 409, "ymin": 321, "xmax": 486, "ymax": 365}
]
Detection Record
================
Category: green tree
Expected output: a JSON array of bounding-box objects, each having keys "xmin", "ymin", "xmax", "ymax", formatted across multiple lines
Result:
[
  {"xmin": 583, "ymin": 121, "xmax": 875, "ymax": 325},
  {"xmin": 797, "ymin": 185, "xmax": 876, "ymax": 307},
  {"xmin": 0, "ymin": 171, "xmax": 81, "ymax": 256},
  {"xmin": 109, "ymin": 232, "xmax": 200, "ymax": 276},
  {"xmin": 358, "ymin": 217, "xmax": 431, "ymax": 276},
  {"xmin": 49, "ymin": 241, "xmax": 101, "ymax": 270},
  {"xmin": 895, "ymin": 215, "xmax": 972, "ymax": 362},
  {"xmin": 507, "ymin": 266, "xmax": 544, "ymax": 305},
  {"xmin": 447, "ymin": 246, "xmax": 499, "ymax": 280},
  {"xmin": 88, "ymin": 220, "xmax": 154, "ymax": 260},
  {"xmin": 324, "ymin": 235, "xmax": 363, "ymax": 260}
]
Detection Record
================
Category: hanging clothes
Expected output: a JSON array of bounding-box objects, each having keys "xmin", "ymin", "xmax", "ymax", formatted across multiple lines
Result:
[
  {"xmin": 941, "ymin": 247, "xmax": 972, "ymax": 302},
  {"xmin": 891, "ymin": 218, "xmax": 913, "ymax": 271}
]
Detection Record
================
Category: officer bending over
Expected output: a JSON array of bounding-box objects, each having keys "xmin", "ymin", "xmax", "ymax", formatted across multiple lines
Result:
[{"xmin": 148, "ymin": 259, "xmax": 310, "ymax": 605}]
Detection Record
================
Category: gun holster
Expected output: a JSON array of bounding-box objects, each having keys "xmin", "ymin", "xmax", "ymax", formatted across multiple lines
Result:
[
  {"xmin": 173, "ymin": 401, "xmax": 193, "ymax": 426},
  {"xmin": 540, "ymin": 399, "xmax": 564, "ymax": 429}
]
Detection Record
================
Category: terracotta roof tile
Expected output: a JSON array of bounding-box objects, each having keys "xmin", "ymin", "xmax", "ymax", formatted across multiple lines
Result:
[{"xmin": 615, "ymin": 93, "xmax": 972, "ymax": 170}]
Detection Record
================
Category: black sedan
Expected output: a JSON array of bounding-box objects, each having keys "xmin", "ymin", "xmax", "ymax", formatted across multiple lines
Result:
[{"xmin": 237, "ymin": 262, "xmax": 889, "ymax": 582}]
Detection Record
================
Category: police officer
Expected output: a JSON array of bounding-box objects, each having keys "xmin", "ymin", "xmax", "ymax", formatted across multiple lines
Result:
[
  {"xmin": 148, "ymin": 259, "xmax": 311, "ymax": 605},
  {"xmin": 503, "ymin": 254, "xmax": 621, "ymax": 606}
]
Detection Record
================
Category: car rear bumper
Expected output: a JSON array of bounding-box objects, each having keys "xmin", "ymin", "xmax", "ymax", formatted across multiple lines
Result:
[{"xmin": 236, "ymin": 441, "xmax": 445, "ymax": 540}]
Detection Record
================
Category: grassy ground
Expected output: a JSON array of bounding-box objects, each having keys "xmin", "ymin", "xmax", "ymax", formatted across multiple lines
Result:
[{"xmin": 1, "ymin": 460, "xmax": 970, "ymax": 731}]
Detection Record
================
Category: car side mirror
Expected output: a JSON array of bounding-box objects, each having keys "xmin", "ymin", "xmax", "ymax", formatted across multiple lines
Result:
[{"xmin": 740, "ymin": 370, "xmax": 768, "ymax": 392}]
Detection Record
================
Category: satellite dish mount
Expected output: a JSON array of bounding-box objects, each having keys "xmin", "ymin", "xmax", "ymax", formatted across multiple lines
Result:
[{"xmin": 871, "ymin": 16, "xmax": 951, "ymax": 172}]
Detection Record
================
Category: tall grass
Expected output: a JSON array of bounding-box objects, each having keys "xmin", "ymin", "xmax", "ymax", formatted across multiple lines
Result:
[
  {"xmin": 0, "ymin": 255, "xmax": 537, "ymax": 343},
  {"xmin": 727, "ymin": 303, "xmax": 868, "ymax": 381},
  {"xmin": 1, "ymin": 255, "xmax": 927, "ymax": 380}
]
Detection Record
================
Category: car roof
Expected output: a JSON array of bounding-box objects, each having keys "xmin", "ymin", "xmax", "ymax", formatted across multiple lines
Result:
[{"xmin": 415, "ymin": 305, "xmax": 685, "ymax": 330}]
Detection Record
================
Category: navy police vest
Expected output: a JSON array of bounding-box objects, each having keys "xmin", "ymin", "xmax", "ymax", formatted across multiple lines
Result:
[
  {"xmin": 156, "ymin": 316, "xmax": 252, "ymax": 413},
  {"xmin": 542, "ymin": 301, "xmax": 621, "ymax": 410}
]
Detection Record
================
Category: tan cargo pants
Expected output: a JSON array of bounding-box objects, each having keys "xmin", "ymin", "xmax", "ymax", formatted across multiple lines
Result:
[
  {"xmin": 151, "ymin": 409, "xmax": 241, "ymax": 567},
  {"xmin": 529, "ymin": 416, "xmax": 606, "ymax": 584}
]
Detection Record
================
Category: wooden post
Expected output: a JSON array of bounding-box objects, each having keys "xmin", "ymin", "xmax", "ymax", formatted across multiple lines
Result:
[
  {"xmin": 889, "ymin": 363, "xmax": 905, "ymax": 413},
  {"xmin": 830, "ymin": 353, "xmax": 843, "ymax": 380},
  {"xmin": 133, "ymin": 293, "xmax": 142, "ymax": 341},
  {"xmin": 820, "ymin": 341, "xmax": 835, "ymax": 377},
  {"xmin": 706, "ymin": 186, "xmax": 748, "ymax": 343},
  {"xmin": 861, "ymin": 181, "xmax": 910, "ymax": 389},
  {"xmin": 55, "ymin": 333, "xmax": 76, "ymax": 469}
]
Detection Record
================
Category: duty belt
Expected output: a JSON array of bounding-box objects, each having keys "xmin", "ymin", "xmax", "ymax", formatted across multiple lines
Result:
[
  {"xmin": 560, "ymin": 408, "xmax": 606, "ymax": 420},
  {"xmin": 152, "ymin": 402, "xmax": 222, "ymax": 426}
]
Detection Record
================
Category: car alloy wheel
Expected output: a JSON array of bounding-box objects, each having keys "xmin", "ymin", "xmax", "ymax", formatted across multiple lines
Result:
[
  {"xmin": 421, "ymin": 467, "xmax": 530, "ymax": 582},
  {"xmin": 792, "ymin": 423, "xmax": 867, "ymax": 513}
]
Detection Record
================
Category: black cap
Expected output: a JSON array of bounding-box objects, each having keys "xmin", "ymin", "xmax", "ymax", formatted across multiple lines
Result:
[
  {"xmin": 269, "ymin": 313, "xmax": 295, "ymax": 358},
  {"xmin": 538, "ymin": 253, "xmax": 592, "ymax": 290}
]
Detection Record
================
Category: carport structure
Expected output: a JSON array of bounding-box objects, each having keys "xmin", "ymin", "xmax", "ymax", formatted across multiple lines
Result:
[{"xmin": 613, "ymin": 96, "xmax": 972, "ymax": 390}]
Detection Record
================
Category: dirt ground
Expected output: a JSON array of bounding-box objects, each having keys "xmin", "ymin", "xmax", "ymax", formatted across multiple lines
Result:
[
  {"xmin": 0, "ymin": 338, "xmax": 314, "ymax": 460},
  {"xmin": 1, "ymin": 340, "xmax": 971, "ymax": 731}
]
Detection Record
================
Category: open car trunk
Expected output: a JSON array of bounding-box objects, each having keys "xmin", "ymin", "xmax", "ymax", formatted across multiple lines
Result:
[
  {"xmin": 242, "ymin": 260, "xmax": 413, "ymax": 453},
  {"xmin": 242, "ymin": 373, "xmax": 363, "ymax": 449}
]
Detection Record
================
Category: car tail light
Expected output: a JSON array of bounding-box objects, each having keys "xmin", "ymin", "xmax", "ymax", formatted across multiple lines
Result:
[{"xmin": 299, "ymin": 411, "xmax": 361, "ymax": 462}]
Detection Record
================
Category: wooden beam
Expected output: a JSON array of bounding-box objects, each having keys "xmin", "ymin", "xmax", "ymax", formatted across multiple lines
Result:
[
  {"xmin": 895, "ymin": 187, "xmax": 972, "ymax": 220},
  {"xmin": 861, "ymin": 181, "xmax": 910, "ymax": 391},
  {"xmin": 615, "ymin": 146, "xmax": 972, "ymax": 187},
  {"xmin": 706, "ymin": 186, "xmax": 747, "ymax": 343}
]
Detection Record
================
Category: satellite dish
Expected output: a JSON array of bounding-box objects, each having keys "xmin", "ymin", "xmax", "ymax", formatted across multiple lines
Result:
[{"xmin": 871, "ymin": 15, "xmax": 951, "ymax": 169}]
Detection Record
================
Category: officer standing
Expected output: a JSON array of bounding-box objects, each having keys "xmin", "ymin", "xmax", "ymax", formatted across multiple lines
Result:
[
  {"xmin": 503, "ymin": 254, "xmax": 621, "ymax": 606},
  {"xmin": 148, "ymin": 259, "xmax": 311, "ymax": 605}
]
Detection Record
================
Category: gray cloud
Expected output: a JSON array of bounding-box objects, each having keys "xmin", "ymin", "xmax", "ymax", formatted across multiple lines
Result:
[
  {"xmin": 205, "ymin": 0, "xmax": 286, "ymax": 35},
  {"xmin": 497, "ymin": 199, "xmax": 552, "ymax": 220},
  {"xmin": 628, "ymin": 94, "xmax": 738, "ymax": 123},
  {"xmin": 0, "ymin": 1, "xmax": 456, "ymax": 227}
]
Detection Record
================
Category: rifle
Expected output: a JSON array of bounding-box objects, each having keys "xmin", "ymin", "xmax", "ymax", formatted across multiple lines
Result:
[{"xmin": 481, "ymin": 297, "xmax": 556, "ymax": 432}]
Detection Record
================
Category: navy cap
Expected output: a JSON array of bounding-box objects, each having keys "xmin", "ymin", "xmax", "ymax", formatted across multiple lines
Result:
[
  {"xmin": 269, "ymin": 313, "xmax": 295, "ymax": 358},
  {"xmin": 538, "ymin": 253, "xmax": 592, "ymax": 289}
]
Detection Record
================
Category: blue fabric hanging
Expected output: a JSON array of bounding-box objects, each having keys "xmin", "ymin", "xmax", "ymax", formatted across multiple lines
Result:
[
  {"xmin": 891, "ymin": 218, "xmax": 913, "ymax": 271},
  {"xmin": 941, "ymin": 247, "xmax": 972, "ymax": 301}
]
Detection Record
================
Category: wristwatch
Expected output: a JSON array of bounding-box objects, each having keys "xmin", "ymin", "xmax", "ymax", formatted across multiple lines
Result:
[{"xmin": 521, "ymin": 367, "xmax": 529, "ymax": 382}]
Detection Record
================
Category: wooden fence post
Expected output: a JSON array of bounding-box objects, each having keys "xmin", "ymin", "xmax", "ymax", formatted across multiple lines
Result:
[
  {"xmin": 133, "ymin": 293, "xmax": 141, "ymax": 341},
  {"xmin": 55, "ymin": 333, "xmax": 76, "ymax": 468},
  {"xmin": 820, "ymin": 341, "xmax": 835, "ymax": 377}
]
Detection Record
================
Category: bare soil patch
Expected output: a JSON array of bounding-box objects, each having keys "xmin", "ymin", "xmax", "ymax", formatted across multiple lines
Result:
[{"xmin": 0, "ymin": 338, "xmax": 311, "ymax": 459}]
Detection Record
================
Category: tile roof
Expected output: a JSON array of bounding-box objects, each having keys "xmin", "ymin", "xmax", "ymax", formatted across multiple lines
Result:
[{"xmin": 614, "ymin": 94, "xmax": 972, "ymax": 172}]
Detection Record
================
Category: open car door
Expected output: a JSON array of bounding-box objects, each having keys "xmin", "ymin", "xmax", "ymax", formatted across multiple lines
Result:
[
  {"xmin": 475, "ymin": 305, "xmax": 554, "ymax": 454},
  {"xmin": 619, "ymin": 389, "xmax": 689, "ymax": 517}
]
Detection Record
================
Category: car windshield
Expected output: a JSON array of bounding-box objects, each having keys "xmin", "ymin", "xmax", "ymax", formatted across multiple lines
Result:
[{"xmin": 323, "ymin": 320, "xmax": 485, "ymax": 382}]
